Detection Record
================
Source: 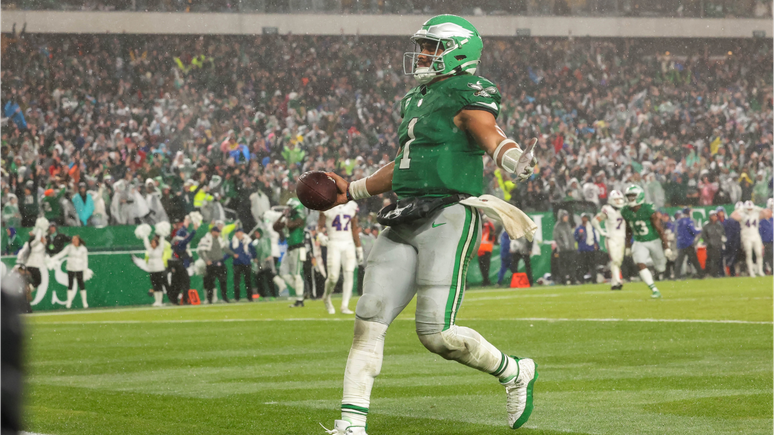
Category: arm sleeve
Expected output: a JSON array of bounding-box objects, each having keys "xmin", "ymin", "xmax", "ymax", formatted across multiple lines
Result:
[
  {"xmin": 51, "ymin": 244, "xmax": 69, "ymax": 262},
  {"xmin": 83, "ymin": 247, "xmax": 88, "ymax": 271},
  {"xmin": 142, "ymin": 237, "xmax": 152, "ymax": 251}
]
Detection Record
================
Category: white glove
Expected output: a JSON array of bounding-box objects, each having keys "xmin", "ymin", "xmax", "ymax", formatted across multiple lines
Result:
[
  {"xmin": 721, "ymin": 236, "xmax": 727, "ymax": 243},
  {"xmin": 317, "ymin": 233, "xmax": 328, "ymax": 246},
  {"xmin": 356, "ymin": 246, "xmax": 364, "ymax": 265},
  {"xmin": 515, "ymin": 138, "xmax": 538, "ymax": 182},
  {"xmin": 663, "ymin": 248, "xmax": 673, "ymax": 259},
  {"xmin": 625, "ymin": 247, "xmax": 632, "ymax": 256}
]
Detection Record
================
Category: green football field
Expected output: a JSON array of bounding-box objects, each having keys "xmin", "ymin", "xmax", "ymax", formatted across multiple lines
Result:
[{"xmin": 22, "ymin": 277, "xmax": 773, "ymax": 435}]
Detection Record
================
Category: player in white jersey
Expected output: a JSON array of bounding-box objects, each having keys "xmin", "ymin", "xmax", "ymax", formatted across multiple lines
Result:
[
  {"xmin": 592, "ymin": 190, "xmax": 627, "ymax": 290},
  {"xmin": 732, "ymin": 200, "xmax": 766, "ymax": 277},
  {"xmin": 318, "ymin": 201, "xmax": 364, "ymax": 314}
]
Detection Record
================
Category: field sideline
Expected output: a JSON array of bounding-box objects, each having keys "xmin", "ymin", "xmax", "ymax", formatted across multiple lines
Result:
[{"xmin": 23, "ymin": 277, "xmax": 773, "ymax": 435}]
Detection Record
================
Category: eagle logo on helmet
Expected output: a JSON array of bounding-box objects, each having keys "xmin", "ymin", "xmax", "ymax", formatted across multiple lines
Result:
[{"xmin": 467, "ymin": 82, "xmax": 498, "ymax": 98}]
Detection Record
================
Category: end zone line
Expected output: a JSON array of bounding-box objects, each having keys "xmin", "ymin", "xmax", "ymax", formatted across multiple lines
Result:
[{"xmin": 28, "ymin": 317, "xmax": 772, "ymax": 325}]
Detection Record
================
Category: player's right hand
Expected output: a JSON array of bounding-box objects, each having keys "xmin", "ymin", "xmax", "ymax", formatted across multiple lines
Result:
[
  {"xmin": 325, "ymin": 172, "xmax": 350, "ymax": 209},
  {"xmin": 515, "ymin": 138, "xmax": 538, "ymax": 182}
]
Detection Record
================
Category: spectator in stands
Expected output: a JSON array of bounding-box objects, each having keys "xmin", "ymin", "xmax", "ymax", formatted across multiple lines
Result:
[
  {"xmin": 675, "ymin": 207, "xmax": 705, "ymax": 279},
  {"xmin": 45, "ymin": 223, "xmax": 71, "ymax": 255},
  {"xmin": 760, "ymin": 200, "xmax": 774, "ymax": 274},
  {"xmin": 721, "ymin": 205, "xmax": 742, "ymax": 276},
  {"xmin": 230, "ymin": 228, "xmax": 254, "ymax": 302},
  {"xmin": 72, "ymin": 182, "xmax": 95, "ymax": 226},
  {"xmin": 51, "ymin": 235, "xmax": 89, "ymax": 309},
  {"xmin": 497, "ymin": 230, "xmax": 512, "ymax": 287},
  {"xmin": 574, "ymin": 214, "xmax": 599, "ymax": 283},
  {"xmin": 2, "ymin": 194, "xmax": 21, "ymax": 229},
  {"xmin": 143, "ymin": 234, "xmax": 168, "ymax": 307},
  {"xmin": 510, "ymin": 237, "xmax": 534, "ymax": 287},
  {"xmin": 702, "ymin": 210, "xmax": 726, "ymax": 278},
  {"xmin": 477, "ymin": 216, "xmax": 495, "ymax": 287},
  {"xmin": 198, "ymin": 226, "xmax": 229, "ymax": 304},
  {"xmin": 553, "ymin": 210, "xmax": 577, "ymax": 285}
]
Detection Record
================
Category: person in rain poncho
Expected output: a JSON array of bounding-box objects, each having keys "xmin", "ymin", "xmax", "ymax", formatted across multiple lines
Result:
[
  {"xmin": 2, "ymin": 193, "xmax": 22, "ymax": 228},
  {"xmin": 144, "ymin": 179, "xmax": 169, "ymax": 224}
]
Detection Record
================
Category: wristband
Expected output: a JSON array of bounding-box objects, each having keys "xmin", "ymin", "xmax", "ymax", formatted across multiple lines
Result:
[
  {"xmin": 348, "ymin": 178, "xmax": 371, "ymax": 200},
  {"xmin": 493, "ymin": 138, "xmax": 518, "ymax": 163},
  {"xmin": 345, "ymin": 183, "xmax": 353, "ymax": 202}
]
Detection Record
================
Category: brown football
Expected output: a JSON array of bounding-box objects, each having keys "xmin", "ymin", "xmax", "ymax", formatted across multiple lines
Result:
[{"xmin": 296, "ymin": 171, "xmax": 338, "ymax": 210}]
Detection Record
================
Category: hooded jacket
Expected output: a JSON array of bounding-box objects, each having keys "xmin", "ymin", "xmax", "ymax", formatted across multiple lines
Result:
[{"xmin": 553, "ymin": 210, "xmax": 576, "ymax": 252}]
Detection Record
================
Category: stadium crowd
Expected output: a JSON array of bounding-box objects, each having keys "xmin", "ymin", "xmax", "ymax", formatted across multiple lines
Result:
[{"xmin": 1, "ymin": 33, "xmax": 772, "ymax": 234}]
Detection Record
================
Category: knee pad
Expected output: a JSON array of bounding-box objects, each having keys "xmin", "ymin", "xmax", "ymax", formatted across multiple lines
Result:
[
  {"xmin": 417, "ymin": 327, "xmax": 465, "ymax": 360},
  {"xmin": 355, "ymin": 293, "xmax": 385, "ymax": 321}
]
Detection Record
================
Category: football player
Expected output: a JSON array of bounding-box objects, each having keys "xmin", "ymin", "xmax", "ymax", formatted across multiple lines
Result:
[
  {"xmin": 321, "ymin": 15, "xmax": 538, "ymax": 435},
  {"xmin": 273, "ymin": 198, "xmax": 307, "ymax": 307},
  {"xmin": 732, "ymin": 200, "xmax": 766, "ymax": 277},
  {"xmin": 621, "ymin": 185, "xmax": 671, "ymax": 298},
  {"xmin": 592, "ymin": 190, "xmax": 626, "ymax": 290},
  {"xmin": 318, "ymin": 201, "xmax": 364, "ymax": 314}
]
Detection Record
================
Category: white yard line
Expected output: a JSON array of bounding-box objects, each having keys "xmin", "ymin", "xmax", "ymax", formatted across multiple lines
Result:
[{"xmin": 31, "ymin": 317, "xmax": 772, "ymax": 325}]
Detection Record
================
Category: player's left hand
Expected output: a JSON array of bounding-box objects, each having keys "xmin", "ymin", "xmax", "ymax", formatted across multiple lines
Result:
[
  {"xmin": 664, "ymin": 248, "xmax": 673, "ymax": 258},
  {"xmin": 356, "ymin": 246, "xmax": 365, "ymax": 265},
  {"xmin": 515, "ymin": 138, "xmax": 538, "ymax": 182}
]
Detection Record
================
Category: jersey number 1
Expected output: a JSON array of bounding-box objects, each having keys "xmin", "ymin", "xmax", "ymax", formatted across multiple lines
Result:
[{"xmin": 399, "ymin": 118, "xmax": 418, "ymax": 169}]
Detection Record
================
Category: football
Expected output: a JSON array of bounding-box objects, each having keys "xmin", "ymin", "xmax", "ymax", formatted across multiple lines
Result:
[{"xmin": 296, "ymin": 171, "xmax": 339, "ymax": 210}]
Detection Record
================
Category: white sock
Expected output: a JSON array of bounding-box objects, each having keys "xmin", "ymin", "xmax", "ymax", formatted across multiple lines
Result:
[
  {"xmin": 80, "ymin": 290, "xmax": 88, "ymax": 308},
  {"xmin": 323, "ymin": 272, "xmax": 338, "ymax": 301},
  {"xmin": 341, "ymin": 270, "xmax": 354, "ymax": 310},
  {"xmin": 66, "ymin": 289, "xmax": 77, "ymax": 309},
  {"xmin": 294, "ymin": 275, "xmax": 305, "ymax": 301},
  {"xmin": 639, "ymin": 268, "xmax": 658, "ymax": 291},
  {"xmin": 342, "ymin": 319, "xmax": 387, "ymax": 427},
  {"xmin": 154, "ymin": 292, "xmax": 163, "ymax": 305},
  {"xmin": 610, "ymin": 263, "xmax": 621, "ymax": 286}
]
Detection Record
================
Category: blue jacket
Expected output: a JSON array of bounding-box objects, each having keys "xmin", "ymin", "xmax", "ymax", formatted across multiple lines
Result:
[
  {"xmin": 722, "ymin": 218, "xmax": 741, "ymax": 247},
  {"xmin": 574, "ymin": 225, "xmax": 597, "ymax": 252},
  {"xmin": 676, "ymin": 217, "xmax": 700, "ymax": 250},
  {"xmin": 72, "ymin": 193, "xmax": 94, "ymax": 226},
  {"xmin": 230, "ymin": 237, "xmax": 253, "ymax": 266},
  {"xmin": 172, "ymin": 226, "xmax": 197, "ymax": 266},
  {"xmin": 499, "ymin": 231, "xmax": 511, "ymax": 259},
  {"xmin": 760, "ymin": 218, "xmax": 773, "ymax": 243}
]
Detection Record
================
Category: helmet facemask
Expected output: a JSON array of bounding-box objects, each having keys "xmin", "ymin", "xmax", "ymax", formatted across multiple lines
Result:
[{"xmin": 404, "ymin": 37, "xmax": 453, "ymax": 85}]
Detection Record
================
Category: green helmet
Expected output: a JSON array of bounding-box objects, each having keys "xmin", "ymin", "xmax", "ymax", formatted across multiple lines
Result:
[
  {"xmin": 287, "ymin": 197, "xmax": 304, "ymax": 211},
  {"xmin": 403, "ymin": 15, "xmax": 483, "ymax": 84},
  {"xmin": 625, "ymin": 185, "xmax": 645, "ymax": 207}
]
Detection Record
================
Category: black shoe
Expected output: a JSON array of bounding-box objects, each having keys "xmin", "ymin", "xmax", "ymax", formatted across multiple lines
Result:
[
  {"xmin": 289, "ymin": 300, "xmax": 305, "ymax": 308},
  {"xmin": 611, "ymin": 284, "xmax": 623, "ymax": 291}
]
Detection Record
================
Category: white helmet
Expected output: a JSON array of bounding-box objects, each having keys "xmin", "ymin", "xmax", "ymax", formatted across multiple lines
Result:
[
  {"xmin": 608, "ymin": 190, "xmax": 625, "ymax": 209},
  {"xmin": 735, "ymin": 201, "xmax": 744, "ymax": 211},
  {"xmin": 744, "ymin": 200, "xmax": 755, "ymax": 211},
  {"xmin": 767, "ymin": 198, "xmax": 773, "ymax": 210}
]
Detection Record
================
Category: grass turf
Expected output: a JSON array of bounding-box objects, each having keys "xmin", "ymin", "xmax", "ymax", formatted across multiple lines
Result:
[{"xmin": 23, "ymin": 276, "xmax": 773, "ymax": 435}]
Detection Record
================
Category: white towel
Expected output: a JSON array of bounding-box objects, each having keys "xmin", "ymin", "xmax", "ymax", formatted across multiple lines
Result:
[{"xmin": 460, "ymin": 195, "xmax": 538, "ymax": 242}]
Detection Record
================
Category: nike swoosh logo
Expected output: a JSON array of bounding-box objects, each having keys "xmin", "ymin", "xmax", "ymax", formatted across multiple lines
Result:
[
  {"xmin": 476, "ymin": 101, "xmax": 498, "ymax": 110},
  {"xmin": 432, "ymin": 222, "xmax": 446, "ymax": 228}
]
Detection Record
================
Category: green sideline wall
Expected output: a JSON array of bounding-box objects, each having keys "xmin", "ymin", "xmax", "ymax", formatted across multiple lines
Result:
[{"xmin": 1, "ymin": 205, "xmax": 732, "ymax": 311}]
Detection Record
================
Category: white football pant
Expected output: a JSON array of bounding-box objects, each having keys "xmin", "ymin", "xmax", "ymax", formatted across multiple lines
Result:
[
  {"xmin": 324, "ymin": 241, "xmax": 357, "ymax": 310},
  {"xmin": 743, "ymin": 236, "xmax": 764, "ymax": 277}
]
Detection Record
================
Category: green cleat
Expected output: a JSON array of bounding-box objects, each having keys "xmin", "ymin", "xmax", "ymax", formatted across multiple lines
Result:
[{"xmin": 651, "ymin": 289, "xmax": 662, "ymax": 298}]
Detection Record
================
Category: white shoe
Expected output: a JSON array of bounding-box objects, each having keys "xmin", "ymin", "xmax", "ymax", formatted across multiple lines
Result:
[
  {"xmin": 324, "ymin": 297, "xmax": 335, "ymax": 314},
  {"xmin": 501, "ymin": 356, "xmax": 538, "ymax": 429},
  {"xmin": 321, "ymin": 420, "xmax": 367, "ymax": 435},
  {"xmin": 340, "ymin": 307, "xmax": 354, "ymax": 315}
]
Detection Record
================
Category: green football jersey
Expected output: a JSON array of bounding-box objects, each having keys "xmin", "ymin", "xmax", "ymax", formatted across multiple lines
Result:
[
  {"xmin": 286, "ymin": 207, "xmax": 306, "ymax": 246},
  {"xmin": 392, "ymin": 74, "xmax": 502, "ymax": 199},
  {"xmin": 621, "ymin": 203, "xmax": 659, "ymax": 242}
]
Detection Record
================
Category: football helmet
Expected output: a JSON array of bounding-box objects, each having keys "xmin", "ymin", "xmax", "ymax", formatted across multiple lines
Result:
[
  {"xmin": 767, "ymin": 198, "xmax": 773, "ymax": 210},
  {"xmin": 287, "ymin": 197, "xmax": 305, "ymax": 211},
  {"xmin": 624, "ymin": 185, "xmax": 645, "ymax": 207},
  {"xmin": 744, "ymin": 200, "xmax": 755, "ymax": 211},
  {"xmin": 608, "ymin": 190, "xmax": 625, "ymax": 209},
  {"xmin": 403, "ymin": 15, "xmax": 483, "ymax": 84},
  {"xmin": 735, "ymin": 201, "xmax": 744, "ymax": 211}
]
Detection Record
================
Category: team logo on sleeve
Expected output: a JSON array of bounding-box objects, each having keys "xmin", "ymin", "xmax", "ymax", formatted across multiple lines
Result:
[{"xmin": 467, "ymin": 81, "xmax": 498, "ymax": 98}]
